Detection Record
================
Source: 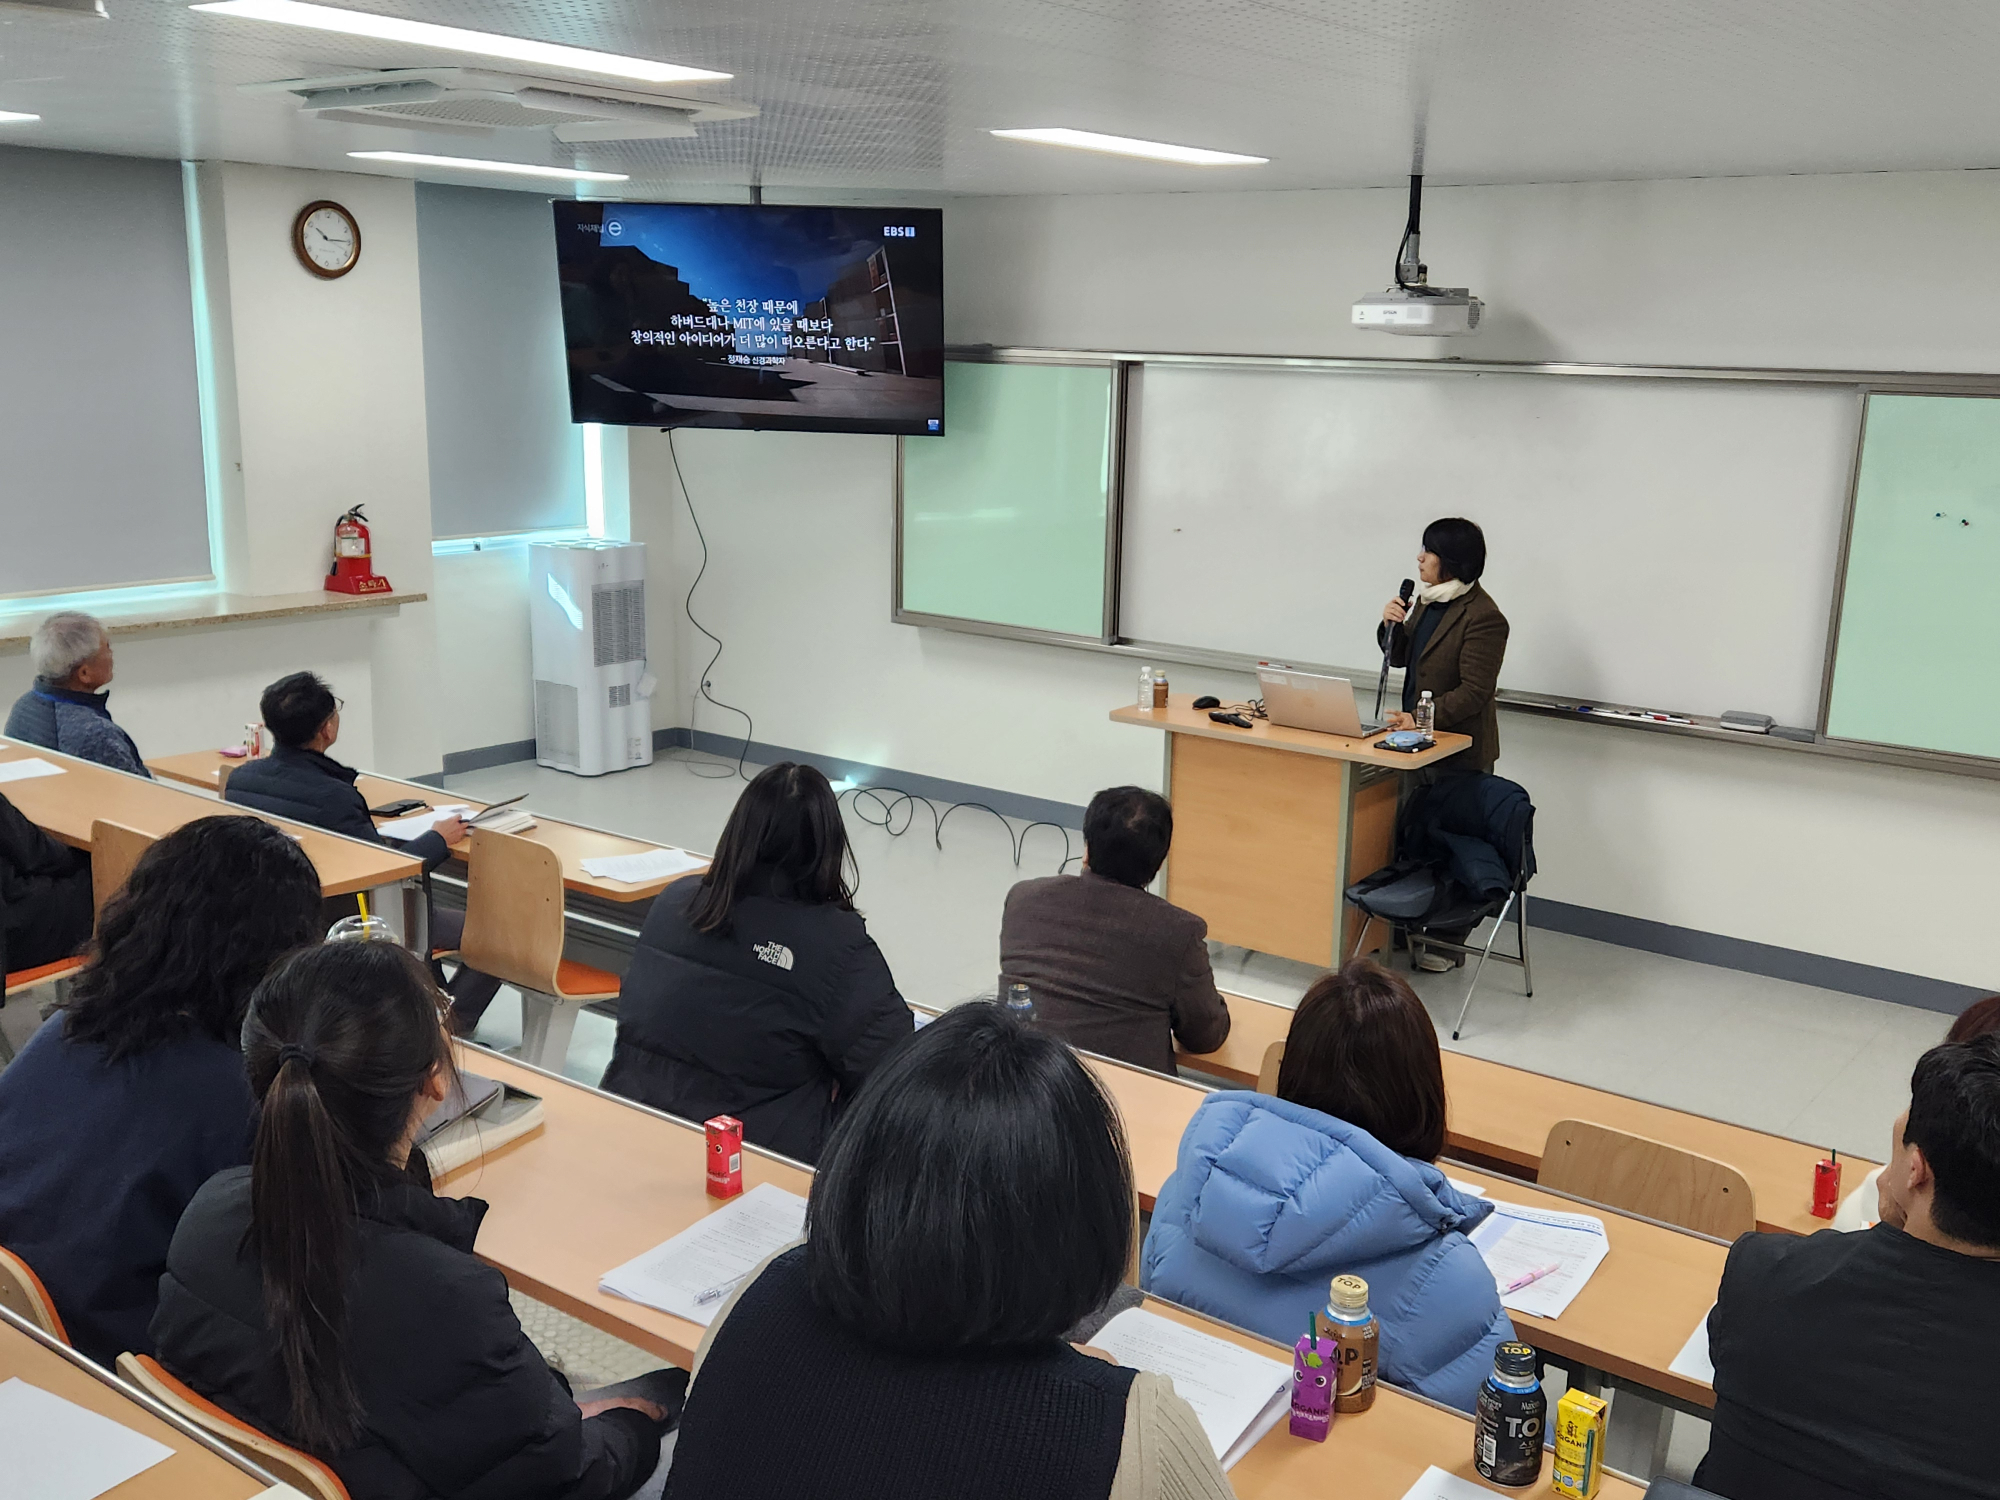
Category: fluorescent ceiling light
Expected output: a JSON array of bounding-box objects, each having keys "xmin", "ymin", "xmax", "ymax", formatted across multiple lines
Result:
[
  {"xmin": 349, "ymin": 150, "xmax": 628, "ymax": 182},
  {"xmin": 189, "ymin": 0, "xmax": 730, "ymax": 85},
  {"xmin": 991, "ymin": 127, "xmax": 1266, "ymax": 167},
  {"xmin": 0, "ymin": 111, "xmax": 42, "ymax": 124}
]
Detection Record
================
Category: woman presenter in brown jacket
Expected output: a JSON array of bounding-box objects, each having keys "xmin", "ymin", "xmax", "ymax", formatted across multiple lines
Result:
[{"xmin": 1377, "ymin": 517, "xmax": 1509, "ymax": 775}]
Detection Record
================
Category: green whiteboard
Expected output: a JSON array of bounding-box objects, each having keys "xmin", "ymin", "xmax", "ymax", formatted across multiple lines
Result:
[
  {"xmin": 1826, "ymin": 393, "xmax": 2000, "ymax": 758},
  {"xmin": 896, "ymin": 359, "xmax": 1118, "ymax": 640}
]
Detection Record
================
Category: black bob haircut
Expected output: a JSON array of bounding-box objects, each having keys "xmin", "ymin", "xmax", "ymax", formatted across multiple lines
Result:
[
  {"xmin": 1903, "ymin": 1033, "xmax": 2000, "ymax": 1249},
  {"xmin": 1083, "ymin": 785, "xmax": 1173, "ymax": 889},
  {"xmin": 1422, "ymin": 517, "xmax": 1487, "ymax": 584},
  {"xmin": 687, "ymin": 761, "xmax": 855, "ymax": 936},
  {"xmin": 260, "ymin": 671, "xmax": 339, "ymax": 749},
  {"xmin": 806, "ymin": 1002, "xmax": 1134, "ymax": 1354}
]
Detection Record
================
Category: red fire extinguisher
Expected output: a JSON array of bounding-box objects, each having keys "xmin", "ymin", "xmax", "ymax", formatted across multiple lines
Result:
[{"xmin": 325, "ymin": 504, "xmax": 393, "ymax": 596}]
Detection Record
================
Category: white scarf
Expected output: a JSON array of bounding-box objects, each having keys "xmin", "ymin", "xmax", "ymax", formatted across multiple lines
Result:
[{"xmin": 1415, "ymin": 577, "xmax": 1474, "ymax": 608}]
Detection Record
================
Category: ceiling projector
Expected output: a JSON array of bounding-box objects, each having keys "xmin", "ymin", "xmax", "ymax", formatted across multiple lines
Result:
[
  {"xmin": 1352, "ymin": 286, "xmax": 1483, "ymax": 336},
  {"xmin": 1353, "ymin": 172, "xmax": 1484, "ymax": 337}
]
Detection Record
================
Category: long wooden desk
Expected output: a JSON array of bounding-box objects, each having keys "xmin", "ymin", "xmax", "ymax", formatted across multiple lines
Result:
[
  {"xmin": 1181, "ymin": 988, "xmax": 1874, "ymax": 1236},
  {"xmin": 1112, "ymin": 696, "xmax": 1467, "ymax": 968},
  {"xmin": 1, "ymin": 737, "xmax": 419, "ymax": 900},
  {"xmin": 0, "ymin": 1306, "xmax": 277, "ymax": 1499},
  {"xmin": 149, "ymin": 749, "xmax": 708, "ymax": 905},
  {"xmin": 442, "ymin": 1047, "xmax": 1643, "ymax": 1499}
]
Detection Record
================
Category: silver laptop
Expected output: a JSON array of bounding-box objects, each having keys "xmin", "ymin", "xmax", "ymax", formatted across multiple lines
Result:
[{"xmin": 1257, "ymin": 665, "xmax": 1385, "ymax": 737}]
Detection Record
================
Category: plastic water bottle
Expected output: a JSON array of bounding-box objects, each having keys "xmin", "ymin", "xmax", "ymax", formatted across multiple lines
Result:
[
  {"xmin": 1414, "ymin": 690, "xmax": 1436, "ymax": 737},
  {"xmin": 1004, "ymin": 982, "xmax": 1036, "ymax": 1022},
  {"xmin": 1139, "ymin": 664, "xmax": 1155, "ymax": 709}
]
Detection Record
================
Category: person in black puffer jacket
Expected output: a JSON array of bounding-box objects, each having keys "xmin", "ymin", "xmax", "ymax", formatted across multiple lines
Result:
[
  {"xmin": 603, "ymin": 761, "xmax": 912, "ymax": 1165},
  {"xmin": 152, "ymin": 942, "xmax": 676, "ymax": 1500}
]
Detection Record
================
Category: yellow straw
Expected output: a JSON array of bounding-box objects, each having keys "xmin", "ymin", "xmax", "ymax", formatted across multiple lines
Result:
[{"xmin": 356, "ymin": 891, "xmax": 370, "ymax": 922}]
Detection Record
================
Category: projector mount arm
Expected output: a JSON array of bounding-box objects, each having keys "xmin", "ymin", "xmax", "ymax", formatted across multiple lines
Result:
[{"xmin": 1394, "ymin": 172, "xmax": 1427, "ymax": 290}]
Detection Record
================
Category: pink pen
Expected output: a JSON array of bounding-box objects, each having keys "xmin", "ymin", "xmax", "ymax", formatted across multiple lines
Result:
[{"xmin": 1503, "ymin": 1263, "xmax": 1562, "ymax": 1294}]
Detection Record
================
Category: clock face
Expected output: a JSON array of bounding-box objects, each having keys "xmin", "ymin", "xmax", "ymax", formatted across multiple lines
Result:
[{"xmin": 294, "ymin": 201, "xmax": 360, "ymax": 278}]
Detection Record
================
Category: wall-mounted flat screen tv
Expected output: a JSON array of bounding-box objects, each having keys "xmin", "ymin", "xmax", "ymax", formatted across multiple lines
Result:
[{"xmin": 553, "ymin": 202, "xmax": 944, "ymax": 435}]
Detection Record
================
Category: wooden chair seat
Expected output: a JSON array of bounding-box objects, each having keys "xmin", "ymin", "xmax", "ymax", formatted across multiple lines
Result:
[
  {"xmin": 0, "ymin": 1245, "xmax": 68, "ymax": 1342},
  {"xmin": 3, "ymin": 956, "xmax": 84, "ymax": 997},
  {"xmin": 117, "ymin": 1353, "xmax": 352, "ymax": 1500}
]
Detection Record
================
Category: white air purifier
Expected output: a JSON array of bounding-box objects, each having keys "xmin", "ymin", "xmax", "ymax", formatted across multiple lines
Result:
[{"xmin": 529, "ymin": 539, "xmax": 654, "ymax": 776}]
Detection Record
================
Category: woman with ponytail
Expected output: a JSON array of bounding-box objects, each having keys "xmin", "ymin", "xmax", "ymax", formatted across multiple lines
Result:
[{"xmin": 152, "ymin": 942, "xmax": 677, "ymax": 1499}]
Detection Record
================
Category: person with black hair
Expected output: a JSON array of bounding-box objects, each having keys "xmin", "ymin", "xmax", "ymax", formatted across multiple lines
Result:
[
  {"xmin": 666, "ymin": 1002, "xmax": 1236, "ymax": 1500},
  {"xmin": 152, "ymin": 942, "xmax": 676, "ymax": 1500},
  {"xmin": 0, "ymin": 787, "xmax": 92, "ymax": 978},
  {"xmin": 603, "ymin": 761, "xmax": 910, "ymax": 1165},
  {"xmin": 1378, "ymin": 517, "xmax": 1509, "ymax": 776},
  {"xmin": 998, "ymin": 785, "xmax": 1230, "ymax": 1075},
  {"xmin": 224, "ymin": 671, "xmax": 501, "ymax": 1028},
  {"xmin": 1695, "ymin": 1033, "xmax": 2000, "ymax": 1500},
  {"xmin": 0, "ymin": 816, "xmax": 321, "ymax": 1365}
]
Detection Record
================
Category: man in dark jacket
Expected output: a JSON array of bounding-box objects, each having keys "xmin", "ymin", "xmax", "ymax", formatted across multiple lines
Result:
[
  {"xmin": 153, "ymin": 1165, "xmax": 662, "ymax": 1500},
  {"xmin": 998, "ymin": 786, "xmax": 1230, "ymax": 1076},
  {"xmin": 225, "ymin": 672, "xmax": 501, "ymax": 1024},
  {"xmin": 0, "ymin": 788, "xmax": 91, "ymax": 977},
  {"xmin": 4, "ymin": 611, "xmax": 150, "ymax": 778},
  {"xmin": 1695, "ymin": 1035, "xmax": 2000, "ymax": 1500}
]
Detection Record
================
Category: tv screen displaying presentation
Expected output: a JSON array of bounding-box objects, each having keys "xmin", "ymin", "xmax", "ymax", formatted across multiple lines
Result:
[{"xmin": 553, "ymin": 201, "xmax": 944, "ymax": 435}]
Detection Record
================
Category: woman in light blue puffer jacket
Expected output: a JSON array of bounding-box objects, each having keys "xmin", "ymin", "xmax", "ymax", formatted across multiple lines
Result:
[{"xmin": 1140, "ymin": 960, "xmax": 1513, "ymax": 1413}]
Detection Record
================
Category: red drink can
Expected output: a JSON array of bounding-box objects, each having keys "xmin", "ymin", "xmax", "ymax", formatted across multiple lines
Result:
[
  {"xmin": 705, "ymin": 1115, "xmax": 744, "ymax": 1199},
  {"xmin": 1811, "ymin": 1156, "xmax": 1842, "ymax": 1220}
]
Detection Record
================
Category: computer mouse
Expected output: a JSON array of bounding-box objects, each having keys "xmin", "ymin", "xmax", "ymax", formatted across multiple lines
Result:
[{"xmin": 1192, "ymin": 695, "xmax": 1221, "ymax": 710}]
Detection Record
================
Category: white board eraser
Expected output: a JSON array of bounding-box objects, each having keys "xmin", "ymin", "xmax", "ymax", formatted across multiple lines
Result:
[{"xmin": 1719, "ymin": 711, "xmax": 1774, "ymax": 733}]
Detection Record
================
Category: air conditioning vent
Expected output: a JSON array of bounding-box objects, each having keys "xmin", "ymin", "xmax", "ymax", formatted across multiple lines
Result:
[
  {"xmin": 592, "ymin": 582, "xmax": 646, "ymax": 667},
  {"xmin": 244, "ymin": 67, "xmax": 757, "ymax": 143},
  {"xmin": 534, "ymin": 679, "xmax": 580, "ymax": 768}
]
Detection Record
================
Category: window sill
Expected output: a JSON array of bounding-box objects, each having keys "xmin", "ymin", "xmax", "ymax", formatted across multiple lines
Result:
[{"xmin": 0, "ymin": 588, "xmax": 425, "ymax": 652}]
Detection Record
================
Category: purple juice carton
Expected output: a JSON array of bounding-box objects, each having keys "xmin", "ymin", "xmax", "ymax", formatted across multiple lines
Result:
[{"xmin": 1290, "ymin": 1327, "xmax": 1336, "ymax": 1441}]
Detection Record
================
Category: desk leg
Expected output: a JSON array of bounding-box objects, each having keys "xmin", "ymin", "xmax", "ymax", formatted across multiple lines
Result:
[{"xmin": 361, "ymin": 881, "xmax": 427, "ymax": 955}]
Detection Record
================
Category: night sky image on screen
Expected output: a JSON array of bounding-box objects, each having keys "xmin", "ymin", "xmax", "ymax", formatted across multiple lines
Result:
[{"xmin": 554, "ymin": 202, "xmax": 944, "ymax": 436}]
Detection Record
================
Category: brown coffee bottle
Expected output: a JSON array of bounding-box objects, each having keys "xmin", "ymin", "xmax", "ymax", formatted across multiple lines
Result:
[{"xmin": 1316, "ymin": 1274, "xmax": 1379, "ymax": 1413}]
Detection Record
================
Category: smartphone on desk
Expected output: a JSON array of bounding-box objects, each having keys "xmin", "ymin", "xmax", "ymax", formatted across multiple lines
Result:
[{"xmin": 369, "ymin": 798, "xmax": 429, "ymax": 818}]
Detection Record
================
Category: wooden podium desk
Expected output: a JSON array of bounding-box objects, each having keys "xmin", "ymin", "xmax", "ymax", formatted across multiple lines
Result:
[
  {"xmin": 1181, "ymin": 989, "xmax": 1873, "ymax": 1237},
  {"xmin": 443, "ymin": 1047, "xmax": 1643, "ymax": 1500},
  {"xmin": 1, "ymin": 737, "xmax": 419, "ymax": 901},
  {"xmin": 0, "ymin": 1306, "xmax": 278, "ymax": 1499},
  {"xmin": 149, "ymin": 750, "xmax": 708, "ymax": 905},
  {"xmin": 1111, "ymin": 698, "xmax": 1468, "ymax": 967}
]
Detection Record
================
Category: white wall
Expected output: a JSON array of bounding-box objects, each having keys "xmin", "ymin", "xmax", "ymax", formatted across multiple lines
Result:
[
  {"xmin": 432, "ymin": 546, "xmax": 537, "ymax": 752},
  {"xmin": 623, "ymin": 168, "xmax": 2000, "ymax": 988}
]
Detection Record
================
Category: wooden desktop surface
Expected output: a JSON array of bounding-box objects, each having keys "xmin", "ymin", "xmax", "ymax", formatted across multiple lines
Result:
[
  {"xmin": 0, "ymin": 1313, "xmax": 272, "ymax": 1500},
  {"xmin": 1182, "ymin": 989, "xmax": 1875, "ymax": 1236},
  {"xmin": 1112, "ymin": 697, "xmax": 1472, "ymax": 769},
  {"xmin": 147, "ymin": 750, "xmax": 709, "ymax": 903},
  {"xmin": 2, "ymin": 738, "xmax": 418, "ymax": 897},
  {"xmin": 442, "ymin": 1048, "xmax": 1642, "ymax": 1499}
]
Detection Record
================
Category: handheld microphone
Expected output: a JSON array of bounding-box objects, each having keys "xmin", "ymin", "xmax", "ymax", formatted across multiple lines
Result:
[{"xmin": 1376, "ymin": 579, "xmax": 1416, "ymax": 722}]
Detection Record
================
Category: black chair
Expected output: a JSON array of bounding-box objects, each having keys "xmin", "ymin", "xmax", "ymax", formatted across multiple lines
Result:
[{"xmin": 1343, "ymin": 772, "xmax": 1535, "ymax": 1039}]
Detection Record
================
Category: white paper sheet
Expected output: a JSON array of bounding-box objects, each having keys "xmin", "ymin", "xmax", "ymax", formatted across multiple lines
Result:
[
  {"xmin": 1670, "ymin": 1307, "xmax": 1715, "ymax": 1384},
  {"xmin": 599, "ymin": 1182, "xmax": 808, "ymax": 1326},
  {"xmin": 0, "ymin": 1377, "xmax": 174, "ymax": 1500},
  {"xmin": 0, "ymin": 757, "xmax": 65, "ymax": 784},
  {"xmin": 1446, "ymin": 1177, "xmax": 1488, "ymax": 1198},
  {"xmin": 375, "ymin": 803, "xmax": 471, "ymax": 840},
  {"xmin": 1090, "ymin": 1308, "xmax": 1293, "ymax": 1470},
  {"xmin": 1398, "ymin": 1463, "xmax": 1516, "ymax": 1499},
  {"xmin": 1468, "ymin": 1201, "xmax": 1610, "ymax": 1320},
  {"xmin": 579, "ymin": 847, "xmax": 708, "ymax": 883}
]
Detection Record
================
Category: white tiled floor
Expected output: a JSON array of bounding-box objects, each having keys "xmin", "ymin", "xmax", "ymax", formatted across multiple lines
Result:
[{"xmin": 450, "ymin": 747, "xmax": 1959, "ymax": 1161}]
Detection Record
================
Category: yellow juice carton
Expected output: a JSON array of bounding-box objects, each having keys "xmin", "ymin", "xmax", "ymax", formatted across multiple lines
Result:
[{"xmin": 1551, "ymin": 1387, "xmax": 1608, "ymax": 1498}]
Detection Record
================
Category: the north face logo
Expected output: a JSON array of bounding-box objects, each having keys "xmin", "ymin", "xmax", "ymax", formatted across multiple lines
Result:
[{"xmin": 753, "ymin": 941, "xmax": 795, "ymax": 971}]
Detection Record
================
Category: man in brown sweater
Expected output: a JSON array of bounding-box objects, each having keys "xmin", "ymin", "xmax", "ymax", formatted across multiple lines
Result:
[{"xmin": 999, "ymin": 786, "xmax": 1231, "ymax": 1076}]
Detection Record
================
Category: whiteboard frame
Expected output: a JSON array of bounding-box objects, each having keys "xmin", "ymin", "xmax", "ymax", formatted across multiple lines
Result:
[
  {"xmin": 894, "ymin": 346, "xmax": 2000, "ymax": 781},
  {"xmin": 891, "ymin": 348, "xmax": 1130, "ymax": 646}
]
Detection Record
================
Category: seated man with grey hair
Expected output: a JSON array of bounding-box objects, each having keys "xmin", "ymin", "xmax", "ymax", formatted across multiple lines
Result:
[{"xmin": 4, "ymin": 612, "xmax": 150, "ymax": 777}]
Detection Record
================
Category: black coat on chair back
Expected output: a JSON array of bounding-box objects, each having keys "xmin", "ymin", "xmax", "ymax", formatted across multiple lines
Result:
[{"xmin": 601, "ymin": 876, "xmax": 913, "ymax": 1165}]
